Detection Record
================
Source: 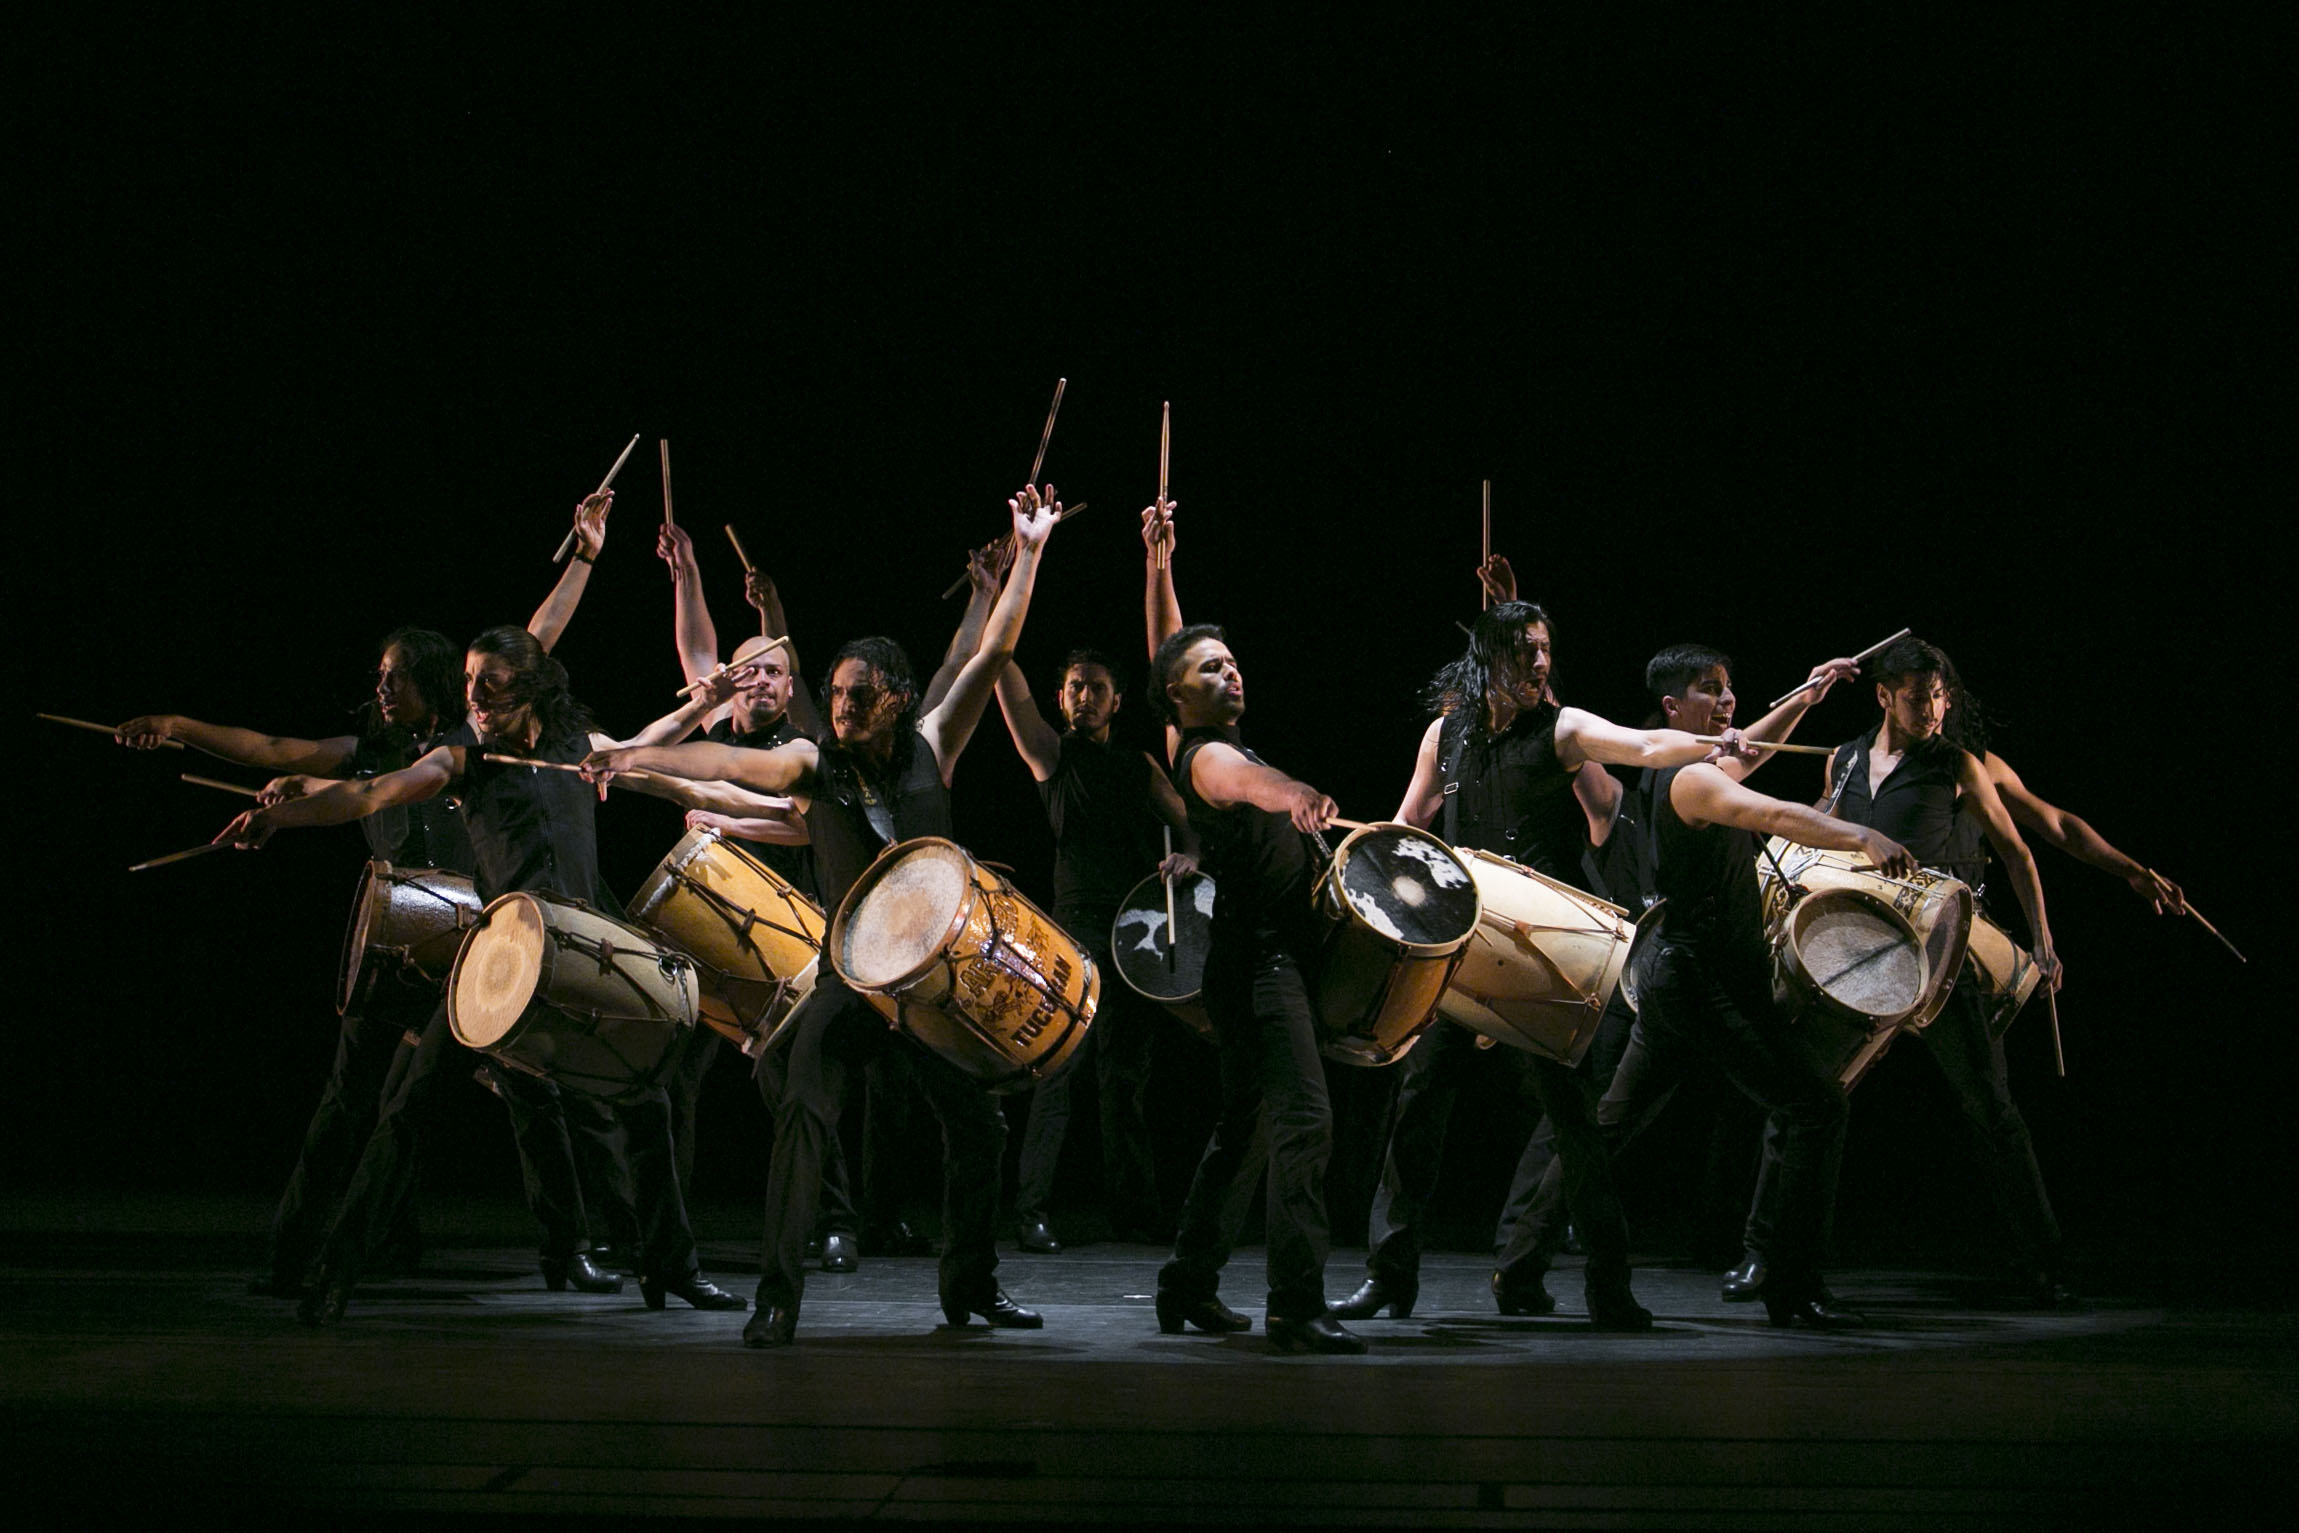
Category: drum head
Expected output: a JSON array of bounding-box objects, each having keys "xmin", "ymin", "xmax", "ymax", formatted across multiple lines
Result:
[
  {"xmin": 1792, "ymin": 890, "xmax": 1925, "ymax": 1021},
  {"xmin": 1113, "ymin": 870, "xmax": 1214, "ymax": 1003},
  {"xmin": 1335, "ymin": 825, "xmax": 1479, "ymax": 954},
  {"xmin": 839, "ymin": 841, "xmax": 970, "ymax": 990},
  {"xmin": 449, "ymin": 894, "xmax": 549, "ymax": 1049}
]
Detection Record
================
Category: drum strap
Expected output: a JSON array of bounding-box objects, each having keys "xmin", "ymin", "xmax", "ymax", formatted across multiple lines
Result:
[
  {"xmin": 1436, "ymin": 710, "xmax": 1471, "ymax": 846},
  {"xmin": 817, "ymin": 750, "xmax": 900, "ymax": 850}
]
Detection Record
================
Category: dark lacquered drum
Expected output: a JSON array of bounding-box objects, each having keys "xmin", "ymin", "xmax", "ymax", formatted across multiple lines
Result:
[
  {"xmin": 447, "ymin": 892, "xmax": 700, "ymax": 1102},
  {"xmin": 1312, "ymin": 823, "xmax": 1481, "ymax": 1067},
  {"xmin": 337, "ymin": 860, "xmax": 483, "ymax": 1015},
  {"xmin": 831, "ymin": 837, "xmax": 1099, "ymax": 1094},
  {"xmin": 1111, "ymin": 869, "xmax": 1215, "ymax": 1037}
]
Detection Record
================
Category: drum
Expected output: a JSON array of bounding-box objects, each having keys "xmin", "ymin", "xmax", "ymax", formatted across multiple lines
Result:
[
  {"xmin": 1772, "ymin": 887, "xmax": 1928, "ymax": 1089},
  {"xmin": 1755, "ymin": 836, "xmax": 1973, "ymax": 1030},
  {"xmin": 1312, "ymin": 823, "xmax": 1481, "ymax": 1067},
  {"xmin": 1111, "ymin": 868, "xmax": 1216, "ymax": 1037},
  {"xmin": 447, "ymin": 892, "xmax": 700, "ymax": 1102},
  {"xmin": 1435, "ymin": 850, "xmax": 1634, "ymax": 1066},
  {"xmin": 830, "ymin": 837, "xmax": 1099, "ymax": 1093},
  {"xmin": 1964, "ymin": 910, "xmax": 2041, "ymax": 1039},
  {"xmin": 629, "ymin": 827, "xmax": 826, "ymax": 1057},
  {"xmin": 337, "ymin": 860, "xmax": 483, "ymax": 1015}
]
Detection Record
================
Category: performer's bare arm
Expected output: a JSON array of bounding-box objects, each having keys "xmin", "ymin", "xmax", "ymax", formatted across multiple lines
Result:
[
  {"xmin": 1575, "ymin": 761, "xmax": 1622, "ymax": 845},
  {"xmin": 922, "ymin": 542, "xmax": 1010, "ymax": 715},
  {"xmin": 213, "ymin": 746, "xmax": 461, "ymax": 847},
  {"xmin": 1732, "ymin": 657, "xmax": 1859, "ymax": 779},
  {"xmin": 743, "ymin": 570, "xmax": 822, "ymax": 737},
  {"xmin": 115, "ymin": 715, "xmax": 358, "ymax": 776},
  {"xmin": 659, "ymin": 522, "xmax": 722, "ymax": 693},
  {"xmin": 1669, "ymin": 762, "xmax": 1914, "ymax": 876},
  {"xmin": 685, "ymin": 805, "xmax": 810, "ymax": 846},
  {"xmin": 529, "ymin": 492, "xmax": 611, "ymax": 653},
  {"xmin": 581, "ymin": 737, "xmax": 820, "ymax": 803},
  {"xmin": 1189, "ymin": 740, "xmax": 1336, "ymax": 834},
  {"xmin": 919, "ymin": 490, "xmax": 1057, "ymax": 779},
  {"xmin": 1555, "ymin": 710, "xmax": 1758, "ymax": 777},
  {"xmin": 1984, "ymin": 751, "xmax": 2184, "ymax": 914},
  {"xmin": 605, "ymin": 667, "xmax": 752, "ymax": 752},
  {"xmin": 1395, "ymin": 717, "xmax": 1448, "ymax": 830},
  {"xmin": 1142, "ymin": 498, "xmax": 1181, "ymax": 659},
  {"xmin": 993, "ymin": 659, "xmax": 1063, "ymax": 782},
  {"xmin": 1957, "ymin": 749, "xmax": 2061, "ymax": 988}
]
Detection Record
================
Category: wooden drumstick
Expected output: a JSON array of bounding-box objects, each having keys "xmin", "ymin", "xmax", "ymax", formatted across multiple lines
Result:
[
  {"xmin": 554, "ymin": 432, "xmax": 641, "ymax": 563},
  {"xmin": 1028, "ymin": 376, "xmax": 1067, "ymax": 487},
  {"xmin": 181, "ymin": 773, "xmax": 259, "ymax": 797},
  {"xmin": 129, "ymin": 841, "xmax": 234, "ymax": 872},
  {"xmin": 938, "ymin": 502, "xmax": 1089, "ymax": 599},
  {"xmin": 1480, "ymin": 479, "xmax": 1492, "ymax": 610},
  {"xmin": 41, "ymin": 713, "xmax": 189, "ymax": 749},
  {"xmin": 2045, "ymin": 985, "xmax": 2066, "ymax": 1078},
  {"xmin": 1162, "ymin": 825, "xmax": 1178, "ymax": 970},
  {"xmin": 482, "ymin": 752, "xmax": 676, "ymax": 793},
  {"xmin": 1156, "ymin": 400, "xmax": 1172, "ymax": 572},
  {"xmin": 2167, "ymin": 887, "xmax": 2246, "ymax": 963},
  {"xmin": 1691, "ymin": 734, "xmax": 1837, "ymax": 756},
  {"xmin": 725, "ymin": 524, "xmax": 756, "ymax": 575},
  {"xmin": 1766, "ymin": 628, "xmax": 1913, "ymax": 710},
  {"xmin": 659, "ymin": 439, "xmax": 675, "ymax": 527}
]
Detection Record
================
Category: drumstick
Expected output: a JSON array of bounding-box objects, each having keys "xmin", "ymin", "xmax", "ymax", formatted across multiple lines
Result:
[
  {"xmin": 1480, "ymin": 480, "xmax": 1492, "ymax": 610},
  {"xmin": 181, "ymin": 773, "xmax": 259, "ymax": 797},
  {"xmin": 659, "ymin": 439, "xmax": 674, "ymax": 527},
  {"xmin": 553, "ymin": 433, "xmax": 641, "ymax": 563},
  {"xmin": 1690, "ymin": 734, "xmax": 1837, "ymax": 756},
  {"xmin": 937, "ymin": 503, "xmax": 1090, "ymax": 599},
  {"xmin": 725, "ymin": 524, "xmax": 756, "ymax": 575},
  {"xmin": 2045, "ymin": 985, "xmax": 2066, "ymax": 1078},
  {"xmin": 1156, "ymin": 401, "xmax": 1172, "ymax": 572},
  {"xmin": 1162, "ymin": 825, "xmax": 1177, "ymax": 970},
  {"xmin": 2177, "ymin": 899, "xmax": 2246, "ymax": 962},
  {"xmin": 482, "ymin": 752, "xmax": 678, "ymax": 793},
  {"xmin": 1028, "ymin": 377, "xmax": 1067, "ymax": 487},
  {"xmin": 1765, "ymin": 628, "xmax": 1913, "ymax": 710},
  {"xmin": 41, "ymin": 713, "xmax": 188, "ymax": 749},
  {"xmin": 129, "ymin": 841, "xmax": 234, "ymax": 872}
]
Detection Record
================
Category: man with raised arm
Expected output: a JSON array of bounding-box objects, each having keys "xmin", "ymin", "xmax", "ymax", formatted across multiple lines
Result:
[
  {"xmin": 993, "ymin": 644, "xmax": 1198, "ymax": 1253},
  {"xmin": 583, "ymin": 487, "xmax": 1063, "ymax": 1348}
]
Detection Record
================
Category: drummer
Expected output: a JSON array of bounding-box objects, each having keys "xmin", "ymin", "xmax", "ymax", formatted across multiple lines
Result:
[
  {"xmin": 1338, "ymin": 590, "xmax": 1855, "ymax": 1329},
  {"xmin": 214, "ymin": 623, "xmax": 746, "ymax": 1324},
  {"xmin": 1813, "ymin": 636, "xmax": 2071, "ymax": 1306},
  {"xmin": 990, "ymin": 635, "xmax": 1199, "ymax": 1254},
  {"xmin": 122, "ymin": 494, "xmax": 625, "ymax": 1301},
  {"xmin": 582, "ymin": 485, "xmax": 1064, "ymax": 1348}
]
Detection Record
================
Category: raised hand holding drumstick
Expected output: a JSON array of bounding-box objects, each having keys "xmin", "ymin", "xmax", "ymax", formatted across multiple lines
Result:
[{"xmin": 1474, "ymin": 554, "xmax": 1516, "ymax": 607}]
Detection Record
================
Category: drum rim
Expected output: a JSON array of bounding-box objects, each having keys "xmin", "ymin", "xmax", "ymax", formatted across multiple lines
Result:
[
  {"xmin": 1325, "ymin": 821, "xmax": 1482, "ymax": 959},
  {"xmin": 828, "ymin": 835, "xmax": 980, "ymax": 995},
  {"xmin": 446, "ymin": 891, "xmax": 550, "ymax": 1050},
  {"xmin": 1111, "ymin": 867, "xmax": 1211, "ymax": 1005},
  {"xmin": 335, "ymin": 859, "xmax": 390, "ymax": 1015},
  {"xmin": 628, "ymin": 824, "xmax": 723, "ymax": 927}
]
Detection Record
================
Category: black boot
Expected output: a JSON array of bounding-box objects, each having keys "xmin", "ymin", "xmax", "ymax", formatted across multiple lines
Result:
[
  {"xmin": 1017, "ymin": 1216, "xmax": 1063, "ymax": 1254},
  {"xmin": 1491, "ymin": 1268, "xmax": 1558, "ymax": 1317},
  {"xmin": 1265, "ymin": 1312, "xmax": 1368, "ymax": 1354},
  {"xmin": 1328, "ymin": 1274, "xmax": 1417, "ymax": 1320},
  {"xmin": 941, "ymin": 1286, "xmax": 1043, "ymax": 1328},
  {"xmin": 1585, "ymin": 1276, "xmax": 1654, "ymax": 1332},
  {"xmin": 1154, "ymin": 1291, "xmax": 1253, "ymax": 1335},
  {"xmin": 1751, "ymin": 1270, "xmax": 1862, "ymax": 1329},
  {"xmin": 819, "ymin": 1232, "xmax": 859, "ymax": 1273},
  {"xmin": 640, "ymin": 1271, "xmax": 748, "ymax": 1311},
  {"xmin": 541, "ymin": 1252, "xmax": 625, "ymax": 1294},
  {"xmin": 742, "ymin": 1302, "xmax": 798, "ymax": 1348},
  {"xmin": 1720, "ymin": 1255, "xmax": 1766, "ymax": 1302}
]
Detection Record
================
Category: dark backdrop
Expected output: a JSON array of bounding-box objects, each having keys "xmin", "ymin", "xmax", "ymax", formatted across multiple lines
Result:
[{"xmin": 17, "ymin": 13, "xmax": 2276, "ymax": 1271}]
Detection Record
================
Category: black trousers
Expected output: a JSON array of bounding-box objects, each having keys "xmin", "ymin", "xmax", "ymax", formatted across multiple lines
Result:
[
  {"xmin": 1489, "ymin": 988, "xmax": 1637, "ymax": 1270},
  {"xmin": 1160, "ymin": 944, "xmax": 1332, "ymax": 1318},
  {"xmin": 754, "ymin": 973, "xmax": 1006, "ymax": 1311},
  {"xmin": 1014, "ymin": 925, "xmax": 1163, "ymax": 1232},
  {"xmin": 1365, "ymin": 1017, "xmax": 1632, "ymax": 1295},
  {"xmin": 1907, "ymin": 982, "xmax": 2062, "ymax": 1272},
  {"xmin": 263, "ymin": 978, "xmax": 431, "ymax": 1288},
  {"xmin": 756, "ymin": 1037, "xmax": 862, "ymax": 1239}
]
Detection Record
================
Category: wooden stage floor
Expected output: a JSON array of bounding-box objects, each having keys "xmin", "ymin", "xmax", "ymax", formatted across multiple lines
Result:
[{"xmin": 3, "ymin": 1193, "xmax": 2293, "ymax": 1528}]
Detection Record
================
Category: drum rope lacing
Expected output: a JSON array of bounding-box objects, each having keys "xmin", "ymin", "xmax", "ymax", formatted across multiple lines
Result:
[{"xmin": 670, "ymin": 866, "xmax": 819, "ymax": 952}]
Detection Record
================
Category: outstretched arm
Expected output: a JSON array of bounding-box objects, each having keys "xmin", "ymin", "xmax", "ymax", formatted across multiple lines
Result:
[
  {"xmin": 1959, "ymin": 750, "xmax": 2061, "ymax": 989},
  {"xmin": 214, "ymin": 746, "xmax": 458, "ymax": 847},
  {"xmin": 530, "ymin": 491, "xmax": 613, "ymax": 653},
  {"xmin": 582, "ymin": 737, "xmax": 818, "ymax": 798},
  {"xmin": 685, "ymin": 804, "xmax": 810, "ymax": 846},
  {"xmin": 1143, "ymin": 498, "xmax": 1181, "ymax": 659},
  {"xmin": 1732, "ymin": 656, "xmax": 1859, "ymax": 779},
  {"xmin": 657, "ymin": 522, "xmax": 720, "ymax": 690},
  {"xmin": 1188, "ymin": 739, "xmax": 1337, "ymax": 833},
  {"xmin": 116, "ymin": 715, "xmax": 358, "ymax": 776},
  {"xmin": 919, "ymin": 488, "xmax": 1057, "ymax": 777},
  {"xmin": 1669, "ymin": 762, "xmax": 1914, "ymax": 876},
  {"xmin": 993, "ymin": 659, "xmax": 1063, "ymax": 782},
  {"xmin": 1985, "ymin": 752, "xmax": 2184, "ymax": 913},
  {"xmin": 1555, "ymin": 708, "xmax": 1760, "ymax": 778}
]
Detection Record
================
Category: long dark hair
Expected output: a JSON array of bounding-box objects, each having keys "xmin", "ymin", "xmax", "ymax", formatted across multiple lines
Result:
[
  {"xmin": 1424, "ymin": 600, "xmax": 1554, "ymax": 719},
  {"xmin": 1931, "ymin": 645, "xmax": 1996, "ymax": 756},
  {"xmin": 467, "ymin": 625, "xmax": 593, "ymax": 743},
  {"xmin": 357, "ymin": 626, "xmax": 462, "ymax": 739},
  {"xmin": 825, "ymin": 635, "xmax": 920, "ymax": 764}
]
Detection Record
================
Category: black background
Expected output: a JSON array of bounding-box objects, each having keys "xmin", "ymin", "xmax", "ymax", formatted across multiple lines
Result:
[{"xmin": 18, "ymin": 13, "xmax": 2277, "ymax": 1269}]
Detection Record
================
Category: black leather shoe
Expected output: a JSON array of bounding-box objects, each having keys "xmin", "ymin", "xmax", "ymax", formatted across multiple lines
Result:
[
  {"xmin": 542, "ymin": 1252, "xmax": 625, "ymax": 1294},
  {"xmin": 1017, "ymin": 1217, "xmax": 1062, "ymax": 1254},
  {"xmin": 1328, "ymin": 1275, "xmax": 1417, "ymax": 1320},
  {"xmin": 1491, "ymin": 1269, "xmax": 1557, "ymax": 1317},
  {"xmin": 1754, "ymin": 1272, "xmax": 1863, "ymax": 1329},
  {"xmin": 587, "ymin": 1244, "xmax": 634, "ymax": 1273},
  {"xmin": 820, "ymin": 1232, "xmax": 859, "ymax": 1273},
  {"xmin": 1721, "ymin": 1256, "xmax": 1766, "ymax": 1302},
  {"xmin": 297, "ymin": 1263, "xmax": 352, "ymax": 1328},
  {"xmin": 1265, "ymin": 1313, "xmax": 1368, "ymax": 1354},
  {"xmin": 641, "ymin": 1272, "xmax": 748, "ymax": 1311},
  {"xmin": 803, "ymin": 1234, "xmax": 825, "ymax": 1260},
  {"xmin": 862, "ymin": 1221, "xmax": 933, "ymax": 1257},
  {"xmin": 742, "ymin": 1303, "xmax": 798, "ymax": 1348},
  {"xmin": 1587, "ymin": 1284, "xmax": 1655, "ymax": 1332},
  {"xmin": 1154, "ymin": 1291, "xmax": 1253, "ymax": 1335},
  {"xmin": 942, "ymin": 1287, "xmax": 1043, "ymax": 1328}
]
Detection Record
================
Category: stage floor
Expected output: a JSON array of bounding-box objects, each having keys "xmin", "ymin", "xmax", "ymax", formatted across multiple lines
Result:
[{"xmin": 4, "ymin": 1194, "xmax": 2293, "ymax": 1527}]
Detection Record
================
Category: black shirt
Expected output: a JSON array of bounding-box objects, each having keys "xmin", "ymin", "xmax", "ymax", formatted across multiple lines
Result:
[
  {"xmin": 1650, "ymin": 764, "xmax": 1765, "ymax": 963},
  {"xmin": 706, "ymin": 712, "xmax": 818, "ymax": 900},
  {"xmin": 1830, "ymin": 728, "xmax": 1982, "ymax": 883},
  {"xmin": 1173, "ymin": 725, "xmax": 1318, "ymax": 955},
  {"xmin": 803, "ymin": 730, "xmax": 952, "ymax": 913},
  {"xmin": 353, "ymin": 721, "xmax": 477, "ymax": 874},
  {"xmin": 1437, "ymin": 701, "xmax": 1586, "ymax": 882},
  {"xmin": 1040, "ymin": 731, "xmax": 1164, "ymax": 920},
  {"xmin": 455, "ymin": 727, "xmax": 608, "ymax": 909}
]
